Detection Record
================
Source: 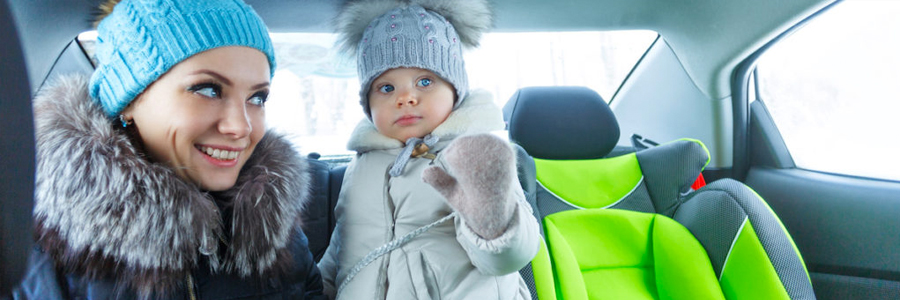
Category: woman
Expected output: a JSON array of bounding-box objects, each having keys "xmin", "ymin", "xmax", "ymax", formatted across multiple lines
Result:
[{"xmin": 11, "ymin": 0, "xmax": 324, "ymax": 299}]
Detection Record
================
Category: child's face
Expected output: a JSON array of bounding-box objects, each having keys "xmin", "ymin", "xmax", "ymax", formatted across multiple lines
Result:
[
  {"xmin": 368, "ymin": 67, "xmax": 455, "ymax": 142},
  {"xmin": 121, "ymin": 46, "xmax": 270, "ymax": 191}
]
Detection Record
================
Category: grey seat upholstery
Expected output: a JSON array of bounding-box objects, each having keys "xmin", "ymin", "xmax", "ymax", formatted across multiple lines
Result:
[
  {"xmin": 0, "ymin": 0, "xmax": 35, "ymax": 294},
  {"xmin": 503, "ymin": 86, "xmax": 815, "ymax": 299}
]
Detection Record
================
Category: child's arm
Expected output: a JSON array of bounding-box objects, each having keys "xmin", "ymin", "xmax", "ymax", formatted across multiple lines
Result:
[{"xmin": 423, "ymin": 134, "xmax": 541, "ymax": 275}]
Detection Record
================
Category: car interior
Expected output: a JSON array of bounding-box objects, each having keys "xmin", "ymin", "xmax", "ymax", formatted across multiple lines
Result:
[
  {"xmin": 3, "ymin": 0, "xmax": 900, "ymax": 299},
  {"xmin": 0, "ymin": 0, "xmax": 35, "ymax": 294}
]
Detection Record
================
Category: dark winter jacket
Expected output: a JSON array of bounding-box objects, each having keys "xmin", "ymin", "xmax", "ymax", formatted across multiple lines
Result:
[{"xmin": 9, "ymin": 75, "xmax": 325, "ymax": 300}]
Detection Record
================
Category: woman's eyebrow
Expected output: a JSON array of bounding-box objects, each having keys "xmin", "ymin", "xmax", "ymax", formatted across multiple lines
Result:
[
  {"xmin": 191, "ymin": 69, "xmax": 269, "ymax": 90},
  {"xmin": 191, "ymin": 69, "xmax": 233, "ymax": 86},
  {"xmin": 251, "ymin": 82, "xmax": 270, "ymax": 90}
]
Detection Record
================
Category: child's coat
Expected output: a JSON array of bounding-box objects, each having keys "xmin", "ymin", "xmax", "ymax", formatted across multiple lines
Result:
[{"xmin": 318, "ymin": 90, "xmax": 540, "ymax": 299}]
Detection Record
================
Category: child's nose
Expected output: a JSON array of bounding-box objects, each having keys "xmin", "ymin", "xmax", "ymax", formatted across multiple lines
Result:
[{"xmin": 396, "ymin": 90, "xmax": 418, "ymax": 107}]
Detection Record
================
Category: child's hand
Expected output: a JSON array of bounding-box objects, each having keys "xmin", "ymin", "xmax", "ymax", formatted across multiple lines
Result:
[{"xmin": 423, "ymin": 134, "xmax": 517, "ymax": 239}]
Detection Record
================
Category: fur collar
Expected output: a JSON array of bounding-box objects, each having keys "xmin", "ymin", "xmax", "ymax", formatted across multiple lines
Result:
[
  {"xmin": 31, "ymin": 75, "xmax": 309, "ymax": 297},
  {"xmin": 347, "ymin": 89, "xmax": 505, "ymax": 152}
]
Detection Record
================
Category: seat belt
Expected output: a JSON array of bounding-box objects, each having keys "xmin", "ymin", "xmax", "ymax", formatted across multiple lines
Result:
[{"xmin": 630, "ymin": 134, "xmax": 659, "ymax": 150}]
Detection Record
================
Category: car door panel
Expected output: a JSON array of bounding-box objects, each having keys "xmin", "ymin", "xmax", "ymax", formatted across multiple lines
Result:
[{"xmin": 746, "ymin": 102, "xmax": 900, "ymax": 299}]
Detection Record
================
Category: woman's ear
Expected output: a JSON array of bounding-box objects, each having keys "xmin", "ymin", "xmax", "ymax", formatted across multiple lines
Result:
[{"xmin": 118, "ymin": 94, "xmax": 142, "ymax": 129}]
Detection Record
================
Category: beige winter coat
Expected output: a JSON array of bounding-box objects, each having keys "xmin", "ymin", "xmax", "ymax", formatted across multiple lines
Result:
[{"xmin": 318, "ymin": 90, "xmax": 540, "ymax": 299}]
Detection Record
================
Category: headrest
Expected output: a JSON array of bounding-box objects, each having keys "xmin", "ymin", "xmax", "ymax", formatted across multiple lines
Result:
[{"xmin": 503, "ymin": 86, "xmax": 619, "ymax": 160}]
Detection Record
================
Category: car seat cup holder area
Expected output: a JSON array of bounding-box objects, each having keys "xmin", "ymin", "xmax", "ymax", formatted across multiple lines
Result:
[{"xmin": 504, "ymin": 86, "xmax": 815, "ymax": 300}]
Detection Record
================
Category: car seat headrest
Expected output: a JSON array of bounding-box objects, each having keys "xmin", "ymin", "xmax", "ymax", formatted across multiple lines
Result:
[{"xmin": 503, "ymin": 86, "xmax": 619, "ymax": 160}]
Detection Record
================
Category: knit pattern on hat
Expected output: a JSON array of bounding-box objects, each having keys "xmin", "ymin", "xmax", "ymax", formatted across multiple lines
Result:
[
  {"xmin": 89, "ymin": 0, "xmax": 276, "ymax": 118},
  {"xmin": 336, "ymin": 0, "xmax": 492, "ymax": 119},
  {"xmin": 358, "ymin": 5, "xmax": 467, "ymax": 117}
]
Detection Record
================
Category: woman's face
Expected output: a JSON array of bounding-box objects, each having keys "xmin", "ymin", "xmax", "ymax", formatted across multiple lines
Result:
[{"xmin": 122, "ymin": 46, "xmax": 270, "ymax": 191}]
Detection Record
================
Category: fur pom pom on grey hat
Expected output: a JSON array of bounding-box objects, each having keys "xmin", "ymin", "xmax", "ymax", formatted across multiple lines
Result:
[{"xmin": 335, "ymin": 0, "xmax": 492, "ymax": 119}]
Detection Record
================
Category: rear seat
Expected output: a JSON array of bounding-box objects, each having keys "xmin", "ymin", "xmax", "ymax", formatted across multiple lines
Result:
[
  {"xmin": 302, "ymin": 157, "xmax": 336, "ymax": 262},
  {"xmin": 304, "ymin": 161, "xmax": 346, "ymax": 262},
  {"xmin": 503, "ymin": 86, "xmax": 815, "ymax": 299}
]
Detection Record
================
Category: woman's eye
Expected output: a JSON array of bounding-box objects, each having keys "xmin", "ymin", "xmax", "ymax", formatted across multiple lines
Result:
[
  {"xmin": 248, "ymin": 91, "xmax": 268, "ymax": 107},
  {"xmin": 417, "ymin": 78, "xmax": 432, "ymax": 87},
  {"xmin": 189, "ymin": 83, "xmax": 221, "ymax": 98},
  {"xmin": 379, "ymin": 84, "xmax": 395, "ymax": 93}
]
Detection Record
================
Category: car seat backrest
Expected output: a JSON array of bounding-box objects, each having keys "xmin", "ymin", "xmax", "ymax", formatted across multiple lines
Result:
[
  {"xmin": 0, "ymin": 0, "xmax": 35, "ymax": 294},
  {"xmin": 504, "ymin": 86, "xmax": 814, "ymax": 299},
  {"xmin": 504, "ymin": 87, "xmax": 709, "ymax": 220}
]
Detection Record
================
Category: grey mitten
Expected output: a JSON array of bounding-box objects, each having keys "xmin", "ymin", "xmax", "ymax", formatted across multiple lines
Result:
[{"xmin": 422, "ymin": 133, "xmax": 517, "ymax": 240}]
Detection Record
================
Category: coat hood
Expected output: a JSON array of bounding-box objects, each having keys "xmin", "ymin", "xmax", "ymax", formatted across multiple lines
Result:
[
  {"xmin": 31, "ymin": 74, "xmax": 310, "ymax": 297},
  {"xmin": 347, "ymin": 89, "xmax": 505, "ymax": 152}
]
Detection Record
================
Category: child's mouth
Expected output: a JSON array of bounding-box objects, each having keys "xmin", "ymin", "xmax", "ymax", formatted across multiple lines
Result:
[{"xmin": 396, "ymin": 115, "xmax": 421, "ymax": 126}]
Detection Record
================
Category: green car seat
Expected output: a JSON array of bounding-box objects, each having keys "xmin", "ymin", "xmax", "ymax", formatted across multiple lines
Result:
[{"xmin": 504, "ymin": 86, "xmax": 815, "ymax": 300}]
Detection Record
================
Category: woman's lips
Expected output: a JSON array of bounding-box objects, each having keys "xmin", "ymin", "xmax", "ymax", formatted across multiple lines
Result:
[{"xmin": 195, "ymin": 145, "xmax": 242, "ymax": 167}]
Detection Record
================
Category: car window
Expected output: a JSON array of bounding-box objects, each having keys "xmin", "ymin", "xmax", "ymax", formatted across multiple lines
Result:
[
  {"xmin": 78, "ymin": 30, "xmax": 657, "ymax": 157},
  {"xmin": 754, "ymin": 0, "xmax": 900, "ymax": 181}
]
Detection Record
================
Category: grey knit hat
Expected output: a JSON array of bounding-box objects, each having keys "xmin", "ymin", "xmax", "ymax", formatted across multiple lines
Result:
[{"xmin": 335, "ymin": 0, "xmax": 491, "ymax": 119}]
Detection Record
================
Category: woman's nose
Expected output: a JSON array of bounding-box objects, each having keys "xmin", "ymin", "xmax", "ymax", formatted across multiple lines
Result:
[{"xmin": 219, "ymin": 101, "xmax": 252, "ymax": 138}]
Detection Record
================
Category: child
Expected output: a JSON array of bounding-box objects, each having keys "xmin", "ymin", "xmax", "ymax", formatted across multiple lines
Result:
[{"xmin": 318, "ymin": 0, "xmax": 540, "ymax": 299}]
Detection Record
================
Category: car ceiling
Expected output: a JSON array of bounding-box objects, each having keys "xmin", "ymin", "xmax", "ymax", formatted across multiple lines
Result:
[{"xmin": 10, "ymin": 0, "xmax": 835, "ymax": 101}]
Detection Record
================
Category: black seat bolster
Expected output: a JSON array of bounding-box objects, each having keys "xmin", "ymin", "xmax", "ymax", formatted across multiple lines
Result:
[
  {"xmin": 303, "ymin": 158, "xmax": 332, "ymax": 262},
  {"xmin": 1, "ymin": 0, "xmax": 35, "ymax": 294},
  {"xmin": 513, "ymin": 144, "xmax": 540, "ymax": 235},
  {"xmin": 512, "ymin": 143, "xmax": 541, "ymax": 300},
  {"xmin": 328, "ymin": 165, "xmax": 346, "ymax": 239}
]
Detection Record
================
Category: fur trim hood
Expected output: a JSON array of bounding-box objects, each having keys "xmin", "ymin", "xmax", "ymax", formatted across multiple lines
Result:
[
  {"xmin": 31, "ymin": 75, "xmax": 310, "ymax": 297},
  {"xmin": 347, "ymin": 89, "xmax": 504, "ymax": 152},
  {"xmin": 335, "ymin": 0, "xmax": 492, "ymax": 55}
]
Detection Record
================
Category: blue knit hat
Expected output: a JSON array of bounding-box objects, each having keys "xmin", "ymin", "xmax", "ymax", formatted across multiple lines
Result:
[{"xmin": 89, "ymin": 0, "xmax": 276, "ymax": 118}]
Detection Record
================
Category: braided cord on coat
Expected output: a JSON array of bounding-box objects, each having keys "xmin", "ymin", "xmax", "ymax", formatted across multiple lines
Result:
[{"xmin": 336, "ymin": 212, "xmax": 457, "ymax": 297}]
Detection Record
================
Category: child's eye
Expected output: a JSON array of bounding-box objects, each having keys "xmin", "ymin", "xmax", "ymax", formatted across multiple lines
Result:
[
  {"xmin": 417, "ymin": 78, "xmax": 432, "ymax": 87},
  {"xmin": 379, "ymin": 84, "xmax": 395, "ymax": 93},
  {"xmin": 188, "ymin": 83, "xmax": 221, "ymax": 98},
  {"xmin": 248, "ymin": 91, "xmax": 268, "ymax": 107}
]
